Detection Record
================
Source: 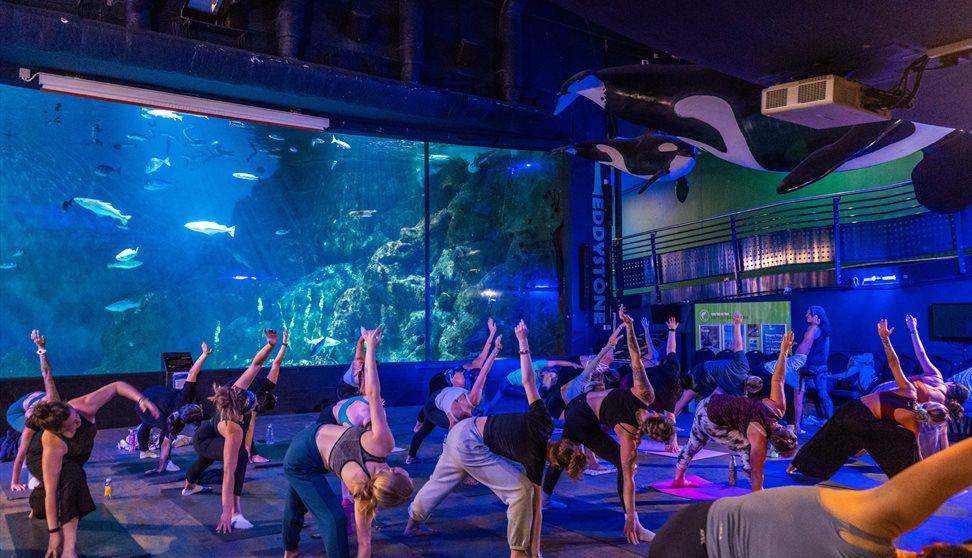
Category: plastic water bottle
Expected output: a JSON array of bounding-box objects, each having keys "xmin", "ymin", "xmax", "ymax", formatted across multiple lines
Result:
[
  {"xmin": 126, "ymin": 429, "xmax": 137, "ymax": 453},
  {"xmin": 266, "ymin": 424, "xmax": 274, "ymax": 445},
  {"xmin": 104, "ymin": 478, "xmax": 113, "ymax": 499},
  {"xmin": 728, "ymin": 455, "xmax": 737, "ymax": 487}
]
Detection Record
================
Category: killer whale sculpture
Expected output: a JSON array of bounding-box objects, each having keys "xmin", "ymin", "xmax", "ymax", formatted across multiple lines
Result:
[
  {"xmin": 555, "ymin": 65, "xmax": 972, "ymax": 213},
  {"xmin": 557, "ymin": 133, "xmax": 697, "ymax": 194}
]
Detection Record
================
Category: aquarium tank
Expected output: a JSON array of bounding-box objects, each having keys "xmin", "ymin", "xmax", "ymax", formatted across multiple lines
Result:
[{"xmin": 0, "ymin": 83, "xmax": 567, "ymax": 377}]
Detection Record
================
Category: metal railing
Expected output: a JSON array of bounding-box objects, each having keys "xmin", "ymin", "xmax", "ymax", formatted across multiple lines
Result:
[{"xmin": 614, "ymin": 181, "xmax": 968, "ymax": 302}]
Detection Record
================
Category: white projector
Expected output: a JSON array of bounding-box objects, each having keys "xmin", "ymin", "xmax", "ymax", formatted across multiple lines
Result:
[{"xmin": 761, "ymin": 75, "xmax": 890, "ymax": 129}]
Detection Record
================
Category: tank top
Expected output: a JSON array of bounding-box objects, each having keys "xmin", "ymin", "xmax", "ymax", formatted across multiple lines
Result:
[
  {"xmin": 807, "ymin": 329, "xmax": 830, "ymax": 368},
  {"xmin": 326, "ymin": 426, "xmax": 386, "ymax": 474},
  {"xmin": 26, "ymin": 414, "xmax": 98, "ymax": 467},
  {"xmin": 876, "ymin": 391, "xmax": 916, "ymax": 420},
  {"xmin": 706, "ymin": 394, "xmax": 780, "ymax": 434},
  {"xmin": 598, "ymin": 389, "xmax": 648, "ymax": 430}
]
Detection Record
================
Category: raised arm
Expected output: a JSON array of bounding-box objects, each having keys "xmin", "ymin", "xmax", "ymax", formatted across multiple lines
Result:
[
  {"xmin": 187, "ymin": 341, "xmax": 213, "ymax": 384},
  {"xmin": 31, "ymin": 330, "xmax": 60, "ymax": 402},
  {"xmin": 514, "ymin": 321, "xmax": 540, "ymax": 405},
  {"xmin": 619, "ymin": 305, "xmax": 654, "ymax": 404},
  {"xmin": 877, "ymin": 320, "xmax": 914, "ymax": 393},
  {"xmin": 69, "ymin": 381, "xmax": 159, "ymax": 422},
  {"xmin": 664, "ymin": 316, "xmax": 678, "ymax": 356},
  {"xmin": 362, "ymin": 326, "xmax": 395, "ymax": 453},
  {"xmin": 468, "ymin": 317, "xmax": 497, "ymax": 369},
  {"xmin": 769, "ymin": 331, "xmax": 795, "ymax": 409},
  {"xmin": 904, "ymin": 314, "xmax": 941, "ymax": 380},
  {"xmin": 469, "ymin": 336, "xmax": 502, "ymax": 406},
  {"xmin": 732, "ymin": 311, "xmax": 743, "ymax": 352},
  {"xmin": 546, "ymin": 359, "xmax": 582, "ymax": 369},
  {"xmin": 352, "ymin": 333, "xmax": 366, "ymax": 392},
  {"xmin": 583, "ymin": 325, "xmax": 624, "ymax": 380},
  {"xmin": 267, "ymin": 330, "xmax": 289, "ymax": 384},
  {"xmin": 233, "ymin": 329, "xmax": 278, "ymax": 390}
]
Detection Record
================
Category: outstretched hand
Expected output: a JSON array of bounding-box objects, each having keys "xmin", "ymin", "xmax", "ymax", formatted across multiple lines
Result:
[
  {"xmin": 732, "ymin": 311, "xmax": 743, "ymax": 325},
  {"xmin": 364, "ymin": 325, "xmax": 384, "ymax": 348},
  {"xmin": 281, "ymin": 329, "xmax": 290, "ymax": 346},
  {"xmin": 201, "ymin": 341, "xmax": 213, "ymax": 355},
  {"xmin": 140, "ymin": 398, "xmax": 161, "ymax": 420},
  {"xmin": 493, "ymin": 335, "xmax": 503, "ymax": 353},
  {"xmin": 641, "ymin": 317, "xmax": 649, "ymax": 331},
  {"xmin": 487, "ymin": 317, "xmax": 497, "ymax": 336},
  {"xmin": 666, "ymin": 317, "xmax": 679, "ymax": 330},
  {"xmin": 905, "ymin": 314, "xmax": 917, "ymax": 333},
  {"xmin": 878, "ymin": 319, "xmax": 894, "ymax": 339},
  {"xmin": 515, "ymin": 320, "xmax": 529, "ymax": 344},
  {"xmin": 618, "ymin": 305, "xmax": 634, "ymax": 325},
  {"xmin": 264, "ymin": 329, "xmax": 278, "ymax": 347},
  {"xmin": 31, "ymin": 329, "xmax": 46, "ymax": 350},
  {"xmin": 779, "ymin": 330, "xmax": 795, "ymax": 353},
  {"xmin": 608, "ymin": 324, "xmax": 625, "ymax": 346}
]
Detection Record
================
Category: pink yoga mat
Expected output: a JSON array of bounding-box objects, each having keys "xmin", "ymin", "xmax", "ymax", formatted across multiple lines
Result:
[
  {"xmin": 609, "ymin": 434, "xmax": 728, "ymax": 459},
  {"xmin": 648, "ymin": 475, "xmax": 750, "ymax": 501}
]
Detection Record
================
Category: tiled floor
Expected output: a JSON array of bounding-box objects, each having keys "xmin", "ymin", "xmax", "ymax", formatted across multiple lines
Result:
[{"xmin": 1, "ymin": 405, "xmax": 969, "ymax": 557}]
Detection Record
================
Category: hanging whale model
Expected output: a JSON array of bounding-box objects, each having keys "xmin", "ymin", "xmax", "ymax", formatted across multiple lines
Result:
[
  {"xmin": 555, "ymin": 65, "xmax": 972, "ymax": 213},
  {"xmin": 557, "ymin": 133, "xmax": 697, "ymax": 194}
]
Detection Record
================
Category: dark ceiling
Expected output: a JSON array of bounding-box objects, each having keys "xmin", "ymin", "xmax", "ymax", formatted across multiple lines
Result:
[{"xmin": 549, "ymin": 0, "xmax": 972, "ymax": 130}]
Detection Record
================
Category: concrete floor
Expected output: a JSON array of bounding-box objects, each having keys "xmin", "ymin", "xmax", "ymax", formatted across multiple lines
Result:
[{"xmin": 2, "ymin": 405, "xmax": 970, "ymax": 557}]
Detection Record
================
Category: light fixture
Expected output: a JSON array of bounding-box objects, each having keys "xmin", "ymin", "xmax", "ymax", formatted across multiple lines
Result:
[{"xmin": 22, "ymin": 69, "xmax": 329, "ymax": 131}]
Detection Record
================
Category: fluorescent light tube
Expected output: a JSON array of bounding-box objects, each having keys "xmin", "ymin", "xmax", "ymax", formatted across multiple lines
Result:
[{"xmin": 30, "ymin": 71, "xmax": 329, "ymax": 131}]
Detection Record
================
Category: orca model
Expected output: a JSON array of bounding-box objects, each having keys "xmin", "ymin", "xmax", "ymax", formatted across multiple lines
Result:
[
  {"xmin": 558, "ymin": 133, "xmax": 697, "ymax": 194},
  {"xmin": 555, "ymin": 65, "xmax": 972, "ymax": 213}
]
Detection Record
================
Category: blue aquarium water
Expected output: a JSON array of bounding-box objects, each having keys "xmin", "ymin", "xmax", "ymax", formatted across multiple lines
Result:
[{"xmin": 0, "ymin": 83, "xmax": 566, "ymax": 376}]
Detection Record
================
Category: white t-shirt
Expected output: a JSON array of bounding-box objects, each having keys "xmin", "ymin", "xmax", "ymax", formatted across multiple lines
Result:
[{"xmin": 435, "ymin": 386, "xmax": 469, "ymax": 412}]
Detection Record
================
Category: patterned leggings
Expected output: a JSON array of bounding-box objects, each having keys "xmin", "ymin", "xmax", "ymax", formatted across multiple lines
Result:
[{"xmin": 675, "ymin": 396, "xmax": 751, "ymax": 475}]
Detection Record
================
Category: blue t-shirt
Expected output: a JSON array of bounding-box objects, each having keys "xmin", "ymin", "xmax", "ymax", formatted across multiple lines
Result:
[{"xmin": 506, "ymin": 360, "xmax": 549, "ymax": 389}]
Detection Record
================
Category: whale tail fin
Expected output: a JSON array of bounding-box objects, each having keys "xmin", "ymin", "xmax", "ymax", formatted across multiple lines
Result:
[{"xmin": 912, "ymin": 130, "xmax": 972, "ymax": 213}]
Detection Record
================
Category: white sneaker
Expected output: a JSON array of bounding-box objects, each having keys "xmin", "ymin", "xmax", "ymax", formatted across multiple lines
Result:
[
  {"xmin": 165, "ymin": 461, "xmax": 181, "ymax": 472},
  {"xmin": 140, "ymin": 450, "xmax": 160, "ymax": 459},
  {"xmin": 181, "ymin": 485, "xmax": 208, "ymax": 496},
  {"xmin": 27, "ymin": 474, "xmax": 40, "ymax": 490},
  {"xmin": 231, "ymin": 514, "xmax": 254, "ymax": 529}
]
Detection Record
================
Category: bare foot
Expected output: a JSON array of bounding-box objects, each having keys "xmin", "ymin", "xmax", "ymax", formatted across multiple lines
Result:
[
  {"xmin": 671, "ymin": 478, "xmax": 698, "ymax": 488},
  {"xmin": 637, "ymin": 525, "xmax": 655, "ymax": 543},
  {"xmin": 251, "ymin": 455, "xmax": 270, "ymax": 464},
  {"xmin": 403, "ymin": 525, "xmax": 439, "ymax": 537},
  {"xmin": 786, "ymin": 464, "xmax": 798, "ymax": 475}
]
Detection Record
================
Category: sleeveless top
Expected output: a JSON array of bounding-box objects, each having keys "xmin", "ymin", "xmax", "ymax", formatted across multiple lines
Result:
[
  {"xmin": 807, "ymin": 329, "xmax": 830, "ymax": 369},
  {"xmin": 706, "ymin": 486, "xmax": 895, "ymax": 558},
  {"xmin": 876, "ymin": 391, "xmax": 916, "ymax": 420},
  {"xmin": 326, "ymin": 425, "xmax": 386, "ymax": 474},
  {"xmin": 27, "ymin": 414, "xmax": 98, "ymax": 467},
  {"xmin": 598, "ymin": 389, "xmax": 648, "ymax": 431},
  {"xmin": 706, "ymin": 394, "xmax": 779, "ymax": 434},
  {"xmin": 337, "ymin": 396, "xmax": 368, "ymax": 426}
]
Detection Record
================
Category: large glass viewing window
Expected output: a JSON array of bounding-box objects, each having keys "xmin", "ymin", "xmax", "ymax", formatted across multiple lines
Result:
[{"xmin": 0, "ymin": 83, "xmax": 566, "ymax": 376}]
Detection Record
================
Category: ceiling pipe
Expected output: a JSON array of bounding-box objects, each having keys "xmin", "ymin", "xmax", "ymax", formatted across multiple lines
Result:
[
  {"xmin": 399, "ymin": 0, "xmax": 424, "ymax": 83},
  {"xmin": 126, "ymin": 0, "xmax": 155, "ymax": 30},
  {"xmin": 276, "ymin": 0, "xmax": 305, "ymax": 58},
  {"xmin": 498, "ymin": 0, "xmax": 525, "ymax": 102}
]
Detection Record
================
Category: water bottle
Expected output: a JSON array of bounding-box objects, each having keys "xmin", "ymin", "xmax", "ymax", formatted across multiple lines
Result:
[
  {"xmin": 728, "ymin": 455, "xmax": 737, "ymax": 487},
  {"xmin": 104, "ymin": 478, "xmax": 113, "ymax": 499},
  {"xmin": 266, "ymin": 424, "xmax": 274, "ymax": 445},
  {"xmin": 126, "ymin": 429, "xmax": 137, "ymax": 453}
]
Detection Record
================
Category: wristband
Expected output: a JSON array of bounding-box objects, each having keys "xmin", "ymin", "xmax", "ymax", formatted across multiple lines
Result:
[
  {"xmin": 668, "ymin": 329, "xmax": 677, "ymax": 332},
  {"xmin": 519, "ymin": 350, "xmax": 531, "ymax": 355},
  {"xmin": 48, "ymin": 527, "xmax": 60, "ymax": 533},
  {"xmin": 137, "ymin": 397, "xmax": 145, "ymax": 406},
  {"xmin": 282, "ymin": 342, "xmax": 289, "ymax": 347},
  {"xmin": 36, "ymin": 348, "xmax": 47, "ymax": 355}
]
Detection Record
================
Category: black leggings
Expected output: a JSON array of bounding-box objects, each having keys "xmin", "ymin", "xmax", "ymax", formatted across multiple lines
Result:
[
  {"xmin": 648, "ymin": 500, "xmax": 713, "ymax": 558},
  {"xmin": 791, "ymin": 399, "xmax": 919, "ymax": 479},
  {"xmin": 137, "ymin": 381, "xmax": 199, "ymax": 451},
  {"xmin": 408, "ymin": 394, "xmax": 451, "ymax": 458},
  {"xmin": 542, "ymin": 396, "xmax": 625, "ymax": 509},
  {"xmin": 186, "ymin": 421, "xmax": 248, "ymax": 495}
]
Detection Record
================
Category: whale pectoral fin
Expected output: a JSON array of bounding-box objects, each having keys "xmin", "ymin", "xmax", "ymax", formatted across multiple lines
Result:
[
  {"xmin": 777, "ymin": 121, "xmax": 904, "ymax": 194},
  {"xmin": 637, "ymin": 167, "xmax": 671, "ymax": 194},
  {"xmin": 675, "ymin": 177, "xmax": 690, "ymax": 203},
  {"xmin": 912, "ymin": 130, "xmax": 972, "ymax": 213}
]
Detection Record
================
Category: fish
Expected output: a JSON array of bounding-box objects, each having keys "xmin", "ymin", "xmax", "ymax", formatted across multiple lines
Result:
[
  {"xmin": 348, "ymin": 210, "xmax": 377, "ymax": 218},
  {"xmin": 232, "ymin": 275, "xmax": 257, "ymax": 281},
  {"xmin": 184, "ymin": 221, "xmax": 236, "ymax": 237},
  {"xmin": 232, "ymin": 172, "xmax": 260, "ymax": 181},
  {"xmin": 311, "ymin": 138, "xmax": 327, "ymax": 146},
  {"xmin": 331, "ymin": 137, "xmax": 351, "ymax": 149},
  {"xmin": 0, "ymin": 263, "xmax": 16, "ymax": 270},
  {"xmin": 268, "ymin": 134, "xmax": 285, "ymax": 141},
  {"xmin": 126, "ymin": 134, "xmax": 150, "ymax": 142},
  {"xmin": 289, "ymin": 147, "xmax": 298, "ymax": 153},
  {"xmin": 105, "ymin": 298, "xmax": 142, "ymax": 313},
  {"xmin": 113, "ymin": 143, "xmax": 136, "ymax": 149},
  {"xmin": 428, "ymin": 154, "xmax": 450, "ymax": 161},
  {"xmin": 11, "ymin": 250, "xmax": 23, "ymax": 258},
  {"xmin": 145, "ymin": 156, "xmax": 170, "ymax": 174},
  {"xmin": 107, "ymin": 260, "xmax": 143, "ymax": 269},
  {"xmin": 229, "ymin": 120, "xmax": 250, "ymax": 128},
  {"xmin": 115, "ymin": 247, "xmax": 139, "ymax": 261},
  {"xmin": 144, "ymin": 178, "xmax": 174, "ymax": 191},
  {"xmin": 330, "ymin": 160, "xmax": 338, "ymax": 170},
  {"xmin": 307, "ymin": 336, "xmax": 341, "ymax": 357},
  {"xmin": 64, "ymin": 197, "xmax": 132, "ymax": 226},
  {"xmin": 275, "ymin": 229, "xmax": 290, "ymax": 236},
  {"xmin": 94, "ymin": 165, "xmax": 121, "ymax": 177},
  {"xmin": 142, "ymin": 108, "xmax": 183, "ymax": 121}
]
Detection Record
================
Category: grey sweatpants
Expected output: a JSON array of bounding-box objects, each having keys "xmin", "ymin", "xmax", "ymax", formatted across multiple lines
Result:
[{"xmin": 408, "ymin": 418, "xmax": 533, "ymax": 551}]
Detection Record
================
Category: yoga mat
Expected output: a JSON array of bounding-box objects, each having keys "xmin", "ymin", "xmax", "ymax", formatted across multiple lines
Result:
[
  {"xmin": 648, "ymin": 475, "xmax": 750, "ymax": 501},
  {"xmin": 159, "ymin": 486, "xmax": 282, "ymax": 541},
  {"xmin": 4, "ymin": 507, "xmax": 149, "ymax": 558},
  {"xmin": 583, "ymin": 466, "xmax": 616, "ymax": 476},
  {"xmin": 1, "ymin": 462, "xmax": 31, "ymax": 500},
  {"xmin": 611, "ymin": 433, "xmax": 728, "ymax": 459}
]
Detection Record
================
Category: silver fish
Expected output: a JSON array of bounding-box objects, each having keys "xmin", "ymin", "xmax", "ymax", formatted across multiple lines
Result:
[
  {"xmin": 232, "ymin": 172, "xmax": 260, "ymax": 181},
  {"xmin": 105, "ymin": 298, "xmax": 142, "ymax": 312},
  {"xmin": 144, "ymin": 178, "xmax": 174, "ymax": 191},
  {"xmin": 66, "ymin": 197, "xmax": 131, "ymax": 226},
  {"xmin": 275, "ymin": 229, "xmax": 290, "ymax": 236},
  {"xmin": 331, "ymin": 137, "xmax": 351, "ymax": 149},
  {"xmin": 94, "ymin": 165, "xmax": 121, "ymax": 177},
  {"xmin": 145, "ymin": 157, "xmax": 171, "ymax": 174},
  {"xmin": 184, "ymin": 221, "xmax": 235, "ymax": 237}
]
